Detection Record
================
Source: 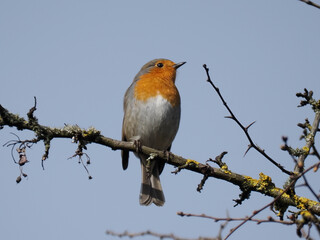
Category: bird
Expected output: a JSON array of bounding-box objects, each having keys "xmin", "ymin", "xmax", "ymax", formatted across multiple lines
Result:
[{"xmin": 121, "ymin": 58, "xmax": 185, "ymax": 206}]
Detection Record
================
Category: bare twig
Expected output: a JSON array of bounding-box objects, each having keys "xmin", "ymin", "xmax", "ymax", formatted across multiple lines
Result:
[
  {"xmin": 203, "ymin": 64, "xmax": 292, "ymax": 175},
  {"xmin": 301, "ymin": 174, "xmax": 320, "ymax": 202},
  {"xmin": 106, "ymin": 230, "xmax": 217, "ymax": 240},
  {"xmin": 295, "ymin": 110, "xmax": 320, "ymax": 173},
  {"xmin": 177, "ymin": 212, "xmax": 294, "ymax": 225},
  {"xmin": 299, "ymin": 0, "xmax": 320, "ymax": 9},
  {"xmin": 311, "ymin": 145, "xmax": 320, "ymax": 162},
  {"xmin": 283, "ymin": 89, "xmax": 320, "ymax": 191}
]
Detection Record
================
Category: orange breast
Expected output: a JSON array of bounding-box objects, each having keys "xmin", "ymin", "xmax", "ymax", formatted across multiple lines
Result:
[{"xmin": 134, "ymin": 71, "xmax": 180, "ymax": 107}]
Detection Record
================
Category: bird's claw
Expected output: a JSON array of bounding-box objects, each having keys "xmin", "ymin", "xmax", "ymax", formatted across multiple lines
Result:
[
  {"xmin": 163, "ymin": 150, "xmax": 172, "ymax": 161},
  {"xmin": 134, "ymin": 140, "xmax": 142, "ymax": 153},
  {"xmin": 146, "ymin": 153, "xmax": 158, "ymax": 177}
]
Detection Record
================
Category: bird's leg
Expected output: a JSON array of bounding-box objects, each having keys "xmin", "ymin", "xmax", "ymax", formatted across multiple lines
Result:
[
  {"xmin": 163, "ymin": 150, "xmax": 172, "ymax": 161},
  {"xmin": 133, "ymin": 139, "xmax": 142, "ymax": 153},
  {"xmin": 146, "ymin": 153, "xmax": 158, "ymax": 178}
]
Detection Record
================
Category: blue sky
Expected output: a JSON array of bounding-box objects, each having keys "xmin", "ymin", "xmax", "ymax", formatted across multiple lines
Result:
[{"xmin": 1, "ymin": 1, "xmax": 320, "ymax": 240}]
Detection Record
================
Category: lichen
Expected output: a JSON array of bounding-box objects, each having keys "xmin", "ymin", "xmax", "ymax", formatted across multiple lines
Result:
[
  {"xmin": 243, "ymin": 175, "xmax": 257, "ymax": 189},
  {"xmin": 257, "ymin": 172, "xmax": 275, "ymax": 190},
  {"xmin": 293, "ymin": 195, "xmax": 317, "ymax": 211},
  {"xmin": 221, "ymin": 164, "xmax": 231, "ymax": 174},
  {"xmin": 302, "ymin": 146, "xmax": 310, "ymax": 154},
  {"xmin": 186, "ymin": 159, "xmax": 199, "ymax": 166},
  {"xmin": 82, "ymin": 127, "xmax": 101, "ymax": 138},
  {"xmin": 300, "ymin": 210, "xmax": 313, "ymax": 221},
  {"xmin": 243, "ymin": 173, "xmax": 275, "ymax": 192}
]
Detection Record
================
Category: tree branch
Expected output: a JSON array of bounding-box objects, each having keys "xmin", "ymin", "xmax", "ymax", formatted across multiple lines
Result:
[
  {"xmin": 295, "ymin": 90, "xmax": 320, "ymax": 173},
  {"xmin": 281, "ymin": 89, "xmax": 320, "ymax": 193},
  {"xmin": 0, "ymin": 103, "xmax": 320, "ymax": 217},
  {"xmin": 106, "ymin": 230, "xmax": 219, "ymax": 240}
]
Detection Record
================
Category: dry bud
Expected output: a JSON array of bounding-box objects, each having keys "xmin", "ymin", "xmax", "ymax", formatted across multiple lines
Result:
[
  {"xmin": 16, "ymin": 176, "xmax": 22, "ymax": 183},
  {"xmin": 280, "ymin": 145, "xmax": 287, "ymax": 151}
]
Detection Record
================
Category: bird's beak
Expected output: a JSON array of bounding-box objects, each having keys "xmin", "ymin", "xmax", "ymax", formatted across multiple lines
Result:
[{"xmin": 173, "ymin": 61, "xmax": 186, "ymax": 69}]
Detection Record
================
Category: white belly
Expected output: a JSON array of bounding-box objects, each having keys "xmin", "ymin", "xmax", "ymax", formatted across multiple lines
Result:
[{"xmin": 123, "ymin": 95, "xmax": 181, "ymax": 150}]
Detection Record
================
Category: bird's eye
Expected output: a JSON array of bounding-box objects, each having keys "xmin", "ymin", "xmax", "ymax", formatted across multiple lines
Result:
[{"xmin": 157, "ymin": 63, "xmax": 163, "ymax": 68}]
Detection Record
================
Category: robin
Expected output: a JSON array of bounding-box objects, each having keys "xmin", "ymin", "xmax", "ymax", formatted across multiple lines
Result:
[{"xmin": 121, "ymin": 58, "xmax": 186, "ymax": 206}]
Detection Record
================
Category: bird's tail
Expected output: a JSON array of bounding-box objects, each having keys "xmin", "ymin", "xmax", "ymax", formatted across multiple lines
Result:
[{"xmin": 139, "ymin": 163, "xmax": 165, "ymax": 206}]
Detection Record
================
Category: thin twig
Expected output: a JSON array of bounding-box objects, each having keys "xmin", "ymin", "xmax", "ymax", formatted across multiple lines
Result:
[
  {"xmin": 203, "ymin": 64, "xmax": 292, "ymax": 175},
  {"xmin": 302, "ymin": 174, "xmax": 320, "ymax": 202},
  {"xmin": 177, "ymin": 212, "xmax": 294, "ymax": 225},
  {"xmin": 295, "ymin": 111, "xmax": 320, "ymax": 173},
  {"xmin": 299, "ymin": 0, "xmax": 320, "ymax": 9},
  {"xmin": 106, "ymin": 230, "xmax": 216, "ymax": 240},
  {"xmin": 312, "ymin": 145, "xmax": 320, "ymax": 161}
]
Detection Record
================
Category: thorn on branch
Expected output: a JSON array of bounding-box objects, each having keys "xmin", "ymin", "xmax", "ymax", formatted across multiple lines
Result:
[
  {"xmin": 245, "ymin": 121, "xmax": 256, "ymax": 131},
  {"xmin": 244, "ymin": 144, "xmax": 252, "ymax": 157}
]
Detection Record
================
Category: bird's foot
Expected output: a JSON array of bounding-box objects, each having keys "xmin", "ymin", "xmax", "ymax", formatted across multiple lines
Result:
[
  {"xmin": 163, "ymin": 150, "xmax": 172, "ymax": 161},
  {"xmin": 146, "ymin": 153, "xmax": 158, "ymax": 178},
  {"xmin": 134, "ymin": 140, "xmax": 142, "ymax": 153}
]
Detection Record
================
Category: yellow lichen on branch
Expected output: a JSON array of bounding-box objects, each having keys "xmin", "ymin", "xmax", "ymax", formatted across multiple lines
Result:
[{"xmin": 1, "ymin": 102, "xmax": 320, "ymax": 218}]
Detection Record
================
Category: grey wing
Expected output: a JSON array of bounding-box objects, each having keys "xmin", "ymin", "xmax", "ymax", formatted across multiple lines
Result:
[{"xmin": 121, "ymin": 83, "xmax": 135, "ymax": 170}]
